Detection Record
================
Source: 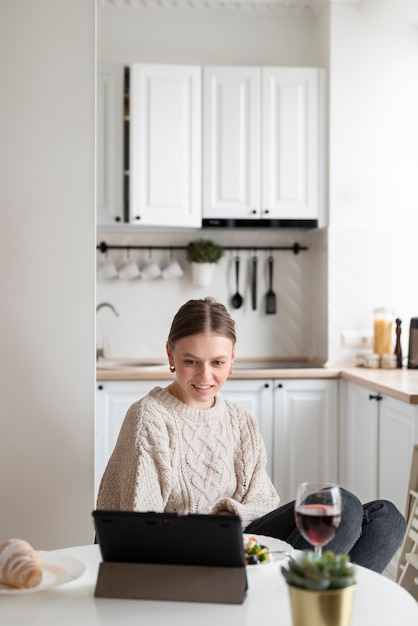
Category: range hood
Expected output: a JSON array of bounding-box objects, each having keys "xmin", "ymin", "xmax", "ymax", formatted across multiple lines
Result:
[{"xmin": 202, "ymin": 218, "xmax": 318, "ymax": 229}]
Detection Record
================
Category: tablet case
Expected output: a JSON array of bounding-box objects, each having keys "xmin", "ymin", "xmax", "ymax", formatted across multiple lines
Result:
[{"xmin": 93, "ymin": 510, "xmax": 247, "ymax": 604}]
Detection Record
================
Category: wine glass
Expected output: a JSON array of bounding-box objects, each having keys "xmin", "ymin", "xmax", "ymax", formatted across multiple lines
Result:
[{"xmin": 294, "ymin": 482, "xmax": 342, "ymax": 556}]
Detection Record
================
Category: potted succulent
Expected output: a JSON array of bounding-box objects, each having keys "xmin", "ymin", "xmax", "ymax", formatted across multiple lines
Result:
[
  {"xmin": 186, "ymin": 239, "xmax": 224, "ymax": 287},
  {"xmin": 281, "ymin": 551, "xmax": 357, "ymax": 626}
]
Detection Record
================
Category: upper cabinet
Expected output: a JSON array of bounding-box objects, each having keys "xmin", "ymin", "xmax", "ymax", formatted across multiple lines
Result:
[
  {"xmin": 203, "ymin": 67, "xmax": 261, "ymax": 221},
  {"xmin": 96, "ymin": 63, "xmax": 326, "ymax": 229},
  {"xmin": 129, "ymin": 64, "xmax": 202, "ymax": 228},
  {"xmin": 97, "ymin": 63, "xmax": 124, "ymax": 226},
  {"xmin": 203, "ymin": 66, "xmax": 324, "ymax": 225}
]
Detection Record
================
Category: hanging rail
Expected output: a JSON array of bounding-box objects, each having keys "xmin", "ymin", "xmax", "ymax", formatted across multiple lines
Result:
[{"xmin": 97, "ymin": 241, "xmax": 307, "ymax": 255}]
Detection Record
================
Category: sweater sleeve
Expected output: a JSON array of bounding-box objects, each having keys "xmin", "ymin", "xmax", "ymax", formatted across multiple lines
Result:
[
  {"xmin": 96, "ymin": 397, "xmax": 173, "ymax": 512},
  {"xmin": 211, "ymin": 404, "xmax": 280, "ymax": 528}
]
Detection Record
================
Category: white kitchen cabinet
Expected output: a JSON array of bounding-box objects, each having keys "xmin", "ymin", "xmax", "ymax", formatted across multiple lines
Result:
[
  {"xmin": 95, "ymin": 378, "xmax": 274, "ymax": 502},
  {"xmin": 203, "ymin": 67, "xmax": 260, "ymax": 220},
  {"xmin": 97, "ymin": 63, "xmax": 124, "ymax": 226},
  {"xmin": 220, "ymin": 378, "xmax": 274, "ymax": 478},
  {"xmin": 129, "ymin": 64, "xmax": 202, "ymax": 228},
  {"xmin": 95, "ymin": 377, "xmax": 338, "ymax": 507},
  {"xmin": 340, "ymin": 381, "xmax": 418, "ymax": 514},
  {"xmin": 95, "ymin": 380, "xmax": 166, "ymax": 501},
  {"xmin": 272, "ymin": 379, "xmax": 339, "ymax": 504},
  {"xmin": 203, "ymin": 66, "xmax": 323, "ymax": 224}
]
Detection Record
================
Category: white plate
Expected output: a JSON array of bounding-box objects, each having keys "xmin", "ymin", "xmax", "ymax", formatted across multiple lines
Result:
[
  {"xmin": 244, "ymin": 533, "xmax": 294, "ymax": 567},
  {"xmin": 0, "ymin": 551, "xmax": 86, "ymax": 594}
]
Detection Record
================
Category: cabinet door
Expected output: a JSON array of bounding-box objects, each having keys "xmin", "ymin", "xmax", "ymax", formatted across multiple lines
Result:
[
  {"xmin": 262, "ymin": 68, "xmax": 319, "ymax": 220},
  {"xmin": 97, "ymin": 63, "xmax": 124, "ymax": 225},
  {"xmin": 130, "ymin": 64, "xmax": 201, "ymax": 227},
  {"xmin": 95, "ymin": 380, "xmax": 166, "ymax": 501},
  {"xmin": 379, "ymin": 396, "xmax": 418, "ymax": 514},
  {"xmin": 220, "ymin": 379, "xmax": 274, "ymax": 479},
  {"xmin": 203, "ymin": 67, "xmax": 261, "ymax": 219},
  {"xmin": 342, "ymin": 382, "xmax": 379, "ymax": 504},
  {"xmin": 273, "ymin": 379, "xmax": 338, "ymax": 504}
]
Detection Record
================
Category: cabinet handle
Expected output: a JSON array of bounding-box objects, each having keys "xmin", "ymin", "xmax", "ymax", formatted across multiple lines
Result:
[
  {"xmin": 97, "ymin": 385, "xmax": 103, "ymax": 390},
  {"xmin": 369, "ymin": 393, "xmax": 382, "ymax": 401},
  {"xmin": 264, "ymin": 383, "xmax": 270, "ymax": 388},
  {"xmin": 134, "ymin": 215, "xmax": 141, "ymax": 220},
  {"xmin": 277, "ymin": 383, "xmax": 283, "ymax": 388},
  {"xmin": 115, "ymin": 216, "xmax": 121, "ymax": 222},
  {"xmin": 264, "ymin": 209, "xmax": 270, "ymax": 215},
  {"xmin": 251, "ymin": 209, "xmax": 257, "ymax": 215}
]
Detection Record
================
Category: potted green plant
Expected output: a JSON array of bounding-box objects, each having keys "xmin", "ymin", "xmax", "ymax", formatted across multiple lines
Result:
[
  {"xmin": 186, "ymin": 239, "xmax": 224, "ymax": 287},
  {"xmin": 281, "ymin": 551, "xmax": 357, "ymax": 626}
]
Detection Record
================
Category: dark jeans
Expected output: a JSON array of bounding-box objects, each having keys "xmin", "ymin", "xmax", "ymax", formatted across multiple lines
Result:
[{"xmin": 244, "ymin": 488, "xmax": 406, "ymax": 573}]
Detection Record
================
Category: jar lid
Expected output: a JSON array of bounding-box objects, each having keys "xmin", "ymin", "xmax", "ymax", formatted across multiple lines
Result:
[{"xmin": 374, "ymin": 307, "xmax": 393, "ymax": 315}]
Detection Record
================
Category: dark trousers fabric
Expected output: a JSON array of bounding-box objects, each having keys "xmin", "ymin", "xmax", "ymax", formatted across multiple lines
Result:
[{"xmin": 244, "ymin": 488, "xmax": 406, "ymax": 573}]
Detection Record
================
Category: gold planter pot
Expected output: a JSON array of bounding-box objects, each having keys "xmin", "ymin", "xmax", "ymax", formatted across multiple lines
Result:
[{"xmin": 287, "ymin": 584, "xmax": 357, "ymax": 626}]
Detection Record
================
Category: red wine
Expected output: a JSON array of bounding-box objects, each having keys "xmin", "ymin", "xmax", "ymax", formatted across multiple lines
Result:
[{"xmin": 295, "ymin": 504, "xmax": 341, "ymax": 547}]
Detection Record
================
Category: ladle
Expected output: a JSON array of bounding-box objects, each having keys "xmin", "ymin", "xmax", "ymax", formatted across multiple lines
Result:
[{"xmin": 231, "ymin": 256, "xmax": 243, "ymax": 309}]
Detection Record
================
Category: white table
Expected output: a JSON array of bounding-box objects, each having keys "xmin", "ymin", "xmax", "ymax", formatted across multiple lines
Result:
[{"xmin": 1, "ymin": 545, "xmax": 417, "ymax": 626}]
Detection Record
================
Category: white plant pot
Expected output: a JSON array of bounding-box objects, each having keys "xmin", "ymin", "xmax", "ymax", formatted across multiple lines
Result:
[{"xmin": 191, "ymin": 262, "xmax": 216, "ymax": 287}]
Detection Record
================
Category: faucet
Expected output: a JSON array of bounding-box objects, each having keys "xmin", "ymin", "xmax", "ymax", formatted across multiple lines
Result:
[{"xmin": 96, "ymin": 302, "xmax": 119, "ymax": 360}]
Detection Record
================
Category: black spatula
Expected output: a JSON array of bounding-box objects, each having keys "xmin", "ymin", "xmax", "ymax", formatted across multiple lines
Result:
[{"xmin": 265, "ymin": 255, "xmax": 277, "ymax": 315}]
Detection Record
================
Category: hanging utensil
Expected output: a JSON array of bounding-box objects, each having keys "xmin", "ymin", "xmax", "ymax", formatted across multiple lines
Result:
[
  {"xmin": 231, "ymin": 256, "xmax": 243, "ymax": 309},
  {"xmin": 251, "ymin": 254, "xmax": 258, "ymax": 311},
  {"xmin": 265, "ymin": 255, "xmax": 277, "ymax": 315}
]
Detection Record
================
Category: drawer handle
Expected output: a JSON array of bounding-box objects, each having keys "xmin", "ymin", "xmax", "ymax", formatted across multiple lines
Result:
[{"xmin": 369, "ymin": 394, "xmax": 382, "ymax": 401}]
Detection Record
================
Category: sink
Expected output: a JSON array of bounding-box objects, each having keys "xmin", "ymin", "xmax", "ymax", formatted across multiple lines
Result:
[
  {"xmin": 96, "ymin": 359, "xmax": 166, "ymax": 370},
  {"xmin": 233, "ymin": 361, "xmax": 324, "ymax": 370}
]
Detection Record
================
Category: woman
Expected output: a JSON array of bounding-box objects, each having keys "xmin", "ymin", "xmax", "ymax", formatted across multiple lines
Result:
[{"xmin": 97, "ymin": 297, "xmax": 405, "ymax": 573}]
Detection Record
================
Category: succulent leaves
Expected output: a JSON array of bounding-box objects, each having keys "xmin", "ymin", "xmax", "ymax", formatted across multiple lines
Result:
[{"xmin": 281, "ymin": 551, "xmax": 356, "ymax": 591}]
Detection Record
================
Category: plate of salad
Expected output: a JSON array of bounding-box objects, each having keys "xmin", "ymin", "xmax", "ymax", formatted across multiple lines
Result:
[{"xmin": 243, "ymin": 534, "xmax": 293, "ymax": 566}]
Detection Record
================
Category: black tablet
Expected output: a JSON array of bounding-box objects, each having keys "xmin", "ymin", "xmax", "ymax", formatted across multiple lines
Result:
[{"xmin": 93, "ymin": 510, "xmax": 246, "ymax": 569}]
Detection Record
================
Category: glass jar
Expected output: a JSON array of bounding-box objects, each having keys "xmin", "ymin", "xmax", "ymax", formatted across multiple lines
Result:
[
  {"xmin": 373, "ymin": 307, "xmax": 394, "ymax": 361},
  {"xmin": 365, "ymin": 353, "xmax": 380, "ymax": 368},
  {"xmin": 381, "ymin": 353, "xmax": 397, "ymax": 369}
]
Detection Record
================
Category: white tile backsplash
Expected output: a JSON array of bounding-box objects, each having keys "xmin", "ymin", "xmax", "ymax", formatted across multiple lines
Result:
[{"xmin": 96, "ymin": 228, "xmax": 328, "ymax": 361}]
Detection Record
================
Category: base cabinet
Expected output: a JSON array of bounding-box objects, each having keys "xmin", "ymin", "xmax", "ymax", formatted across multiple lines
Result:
[
  {"xmin": 340, "ymin": 381, "xmax": 418, "ymax": 514},
  {"xmin": 96, "ymin": 378, "xmax": 338, "ymax": 507},
  {"xmin": 272, "ymin": 379, "xmax": 339, "ymax": 504},
  {"xmin": 220, "ymin": 379, "xmax": 274, "ymax": 478},
  {"xmin": 95, "ymin": 380, "xmax": 167, "ymax": 502}
]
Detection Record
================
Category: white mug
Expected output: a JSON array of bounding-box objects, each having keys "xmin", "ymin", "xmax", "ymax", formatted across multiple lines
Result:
[
  {"xmin": 97, "ymin": 257, "xmax": 118, "ymax": 280},
  {"xmin": 162, "ymin": 258, "xmax": 184, "ymax": 279},
  {"xmin": 118, "ymin": 258, "xmax": 141, "ymax": 280},
  {"xmin": 141, "ymin": 258, "xmax": 162, "ymax": 280}
]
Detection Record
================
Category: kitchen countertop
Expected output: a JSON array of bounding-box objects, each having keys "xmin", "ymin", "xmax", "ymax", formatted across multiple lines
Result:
[
  {"xmin": 96, "ymin": 359, "xmax": 418, "ymax": 405},
  {"xmin": 340, "ymin": 366, "xmax": 418, "ymax": 404}
]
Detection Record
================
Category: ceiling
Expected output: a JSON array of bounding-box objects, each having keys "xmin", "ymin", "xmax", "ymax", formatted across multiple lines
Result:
[{"xmin": 97, "ymin": 0, "xmax": 332, "ymax": 14}]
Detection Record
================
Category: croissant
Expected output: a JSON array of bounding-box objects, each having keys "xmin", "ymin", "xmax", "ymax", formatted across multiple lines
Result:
[{"xmin": 0, "ymin": 538, "xmax": 43, "ymax": 589}]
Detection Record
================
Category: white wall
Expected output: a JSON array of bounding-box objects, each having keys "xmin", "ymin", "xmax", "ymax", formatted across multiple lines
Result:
[
  {"xmin": 327, "ymin": 0, "xmax": 418, "ymax": 364},
  {"xmin": 98, "ymin": 6, "xmax": 319, "ymax": 66},
  {"xmin": 0, "ymin": 0, "xmax": 96, "ymax": 549},
  {"xmin": 96, "ymin": 3, "xmax": 329, "ymax": 363}
]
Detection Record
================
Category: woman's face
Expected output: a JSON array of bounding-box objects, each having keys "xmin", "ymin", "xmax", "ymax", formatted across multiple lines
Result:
[{"xmin": 166, "ymin": 333, "xmax": 236, "ymax": 409}]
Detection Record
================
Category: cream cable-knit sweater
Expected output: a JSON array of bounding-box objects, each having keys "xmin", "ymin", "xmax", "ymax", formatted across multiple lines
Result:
[{"xmin": 97, "ymin": 386, "xmax": 280, "ymax": 529}]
